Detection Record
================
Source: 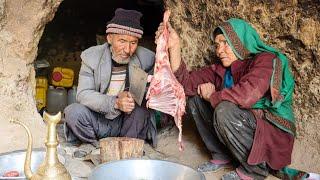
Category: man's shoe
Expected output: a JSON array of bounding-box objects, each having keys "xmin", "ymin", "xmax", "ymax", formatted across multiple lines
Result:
[
  {"xmin": 197, "ymin": 161, "xmax": 232, "ymax": 172},
  {"xmin": 221, "ymin": 171, "xmax": 241, "ymax": 180}
]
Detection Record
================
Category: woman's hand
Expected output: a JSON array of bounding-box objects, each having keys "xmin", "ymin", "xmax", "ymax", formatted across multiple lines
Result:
[
  {"xmin": 155, "ymin": 22, "xmax": 180, "ymax": 49},
  {"xmin": 197, "ymin": 83, "xmax": 216, "ymax": 102},
  {"xmin": 115, "ymin": 91, "xmax": 135, "ymax": 113}
]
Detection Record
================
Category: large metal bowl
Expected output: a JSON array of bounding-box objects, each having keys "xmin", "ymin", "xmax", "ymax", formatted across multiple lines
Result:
[
  {"xmin": 0, "ymin": 148, "xmax": 65, "ymax": 180},
  {"xmin": 89, "ymin": 159, "xmax": 206, "ymax": 180}
]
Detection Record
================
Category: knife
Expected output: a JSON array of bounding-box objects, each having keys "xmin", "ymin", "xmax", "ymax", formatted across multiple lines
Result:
[{"xmin": 129, "ymin": 66, "xmax": 148, "ymax": 106}]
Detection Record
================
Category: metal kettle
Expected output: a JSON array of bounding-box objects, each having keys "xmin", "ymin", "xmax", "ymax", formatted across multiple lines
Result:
[{"xmin": 11, "ymin": 112, "xmax": 71, "ymax": 180}]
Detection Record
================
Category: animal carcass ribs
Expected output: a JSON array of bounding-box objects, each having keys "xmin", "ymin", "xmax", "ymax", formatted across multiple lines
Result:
[{"xmin": 146, "ymin": 10, "xmax": 186, "ymax": 151}]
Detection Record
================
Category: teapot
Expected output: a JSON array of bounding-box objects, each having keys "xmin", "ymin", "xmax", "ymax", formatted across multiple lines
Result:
[{"xmin": 11, "ymin": 112, "xmax": 71, "ymax": 180}]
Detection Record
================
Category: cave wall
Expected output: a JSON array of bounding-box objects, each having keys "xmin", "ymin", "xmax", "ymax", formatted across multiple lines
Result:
[
  {"xmin": 165, "ymin": 0, "xmax": 320, "ymax": 172},
  {"xmin": 0, "ymin": 0, "xmax": 62, "ymax": 153}
]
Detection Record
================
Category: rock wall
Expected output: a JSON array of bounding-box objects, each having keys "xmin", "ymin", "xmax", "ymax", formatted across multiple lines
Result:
[
  {"xmin": 165, "ymin": 0, "xmax": 320, "ymax": 172},
  {"xmin": 0, "ymin": 0, "xmax": 62, "ymax": 153}
]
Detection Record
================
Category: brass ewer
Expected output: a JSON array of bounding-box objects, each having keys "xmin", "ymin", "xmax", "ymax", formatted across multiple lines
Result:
[{"xmin": 11, "ymin": 112, "xmax": 71, "ymax": 180}]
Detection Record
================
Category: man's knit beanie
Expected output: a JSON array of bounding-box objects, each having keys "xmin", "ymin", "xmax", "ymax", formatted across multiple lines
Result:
[{"xmin": 106, "ymin": 8, "xmax": 144, "ymax": 38}]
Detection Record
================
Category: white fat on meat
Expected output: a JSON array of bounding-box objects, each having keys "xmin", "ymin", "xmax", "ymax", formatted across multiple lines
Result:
[{"xmin": 146, "ymin": 10, "xmax": 186, "ymax": 151}]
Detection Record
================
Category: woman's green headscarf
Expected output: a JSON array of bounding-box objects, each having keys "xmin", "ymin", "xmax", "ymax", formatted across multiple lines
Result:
[{"xmin": 215, "ymin": 18, "xmax": 295, "ymax": 135}]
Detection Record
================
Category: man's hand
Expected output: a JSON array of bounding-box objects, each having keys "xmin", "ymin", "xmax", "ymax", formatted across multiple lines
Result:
[
  {"xmin": 155, "ymin": 22, "xmax": 181, "ymax": 72},
  {"xmin": 197, "ymin": 83, "xmax": 216, "ymax": 102},
  {"xmin": 114, "ymin": 91, "xmax": 135, "ymax": 113}
]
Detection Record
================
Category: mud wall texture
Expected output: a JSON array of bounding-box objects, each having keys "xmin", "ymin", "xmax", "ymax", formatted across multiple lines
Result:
[
  {"xmin": 165, "ymin": 0, "xmax": 320, "ymax": 172},
  {"xmin": 0, "ymin": 0, "xmax": 62, "ymax": 153}
]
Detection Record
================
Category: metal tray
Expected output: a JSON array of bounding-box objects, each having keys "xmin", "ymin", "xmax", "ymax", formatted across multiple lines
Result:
[{"xmin": 0, "ymin": 148, "xmax": 65, "ymax": 179}]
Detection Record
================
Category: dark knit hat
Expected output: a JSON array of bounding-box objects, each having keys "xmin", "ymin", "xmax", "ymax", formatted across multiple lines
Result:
[{"xmin": 106, "ymin": 8, "xmax": 144, "ymax": 38}]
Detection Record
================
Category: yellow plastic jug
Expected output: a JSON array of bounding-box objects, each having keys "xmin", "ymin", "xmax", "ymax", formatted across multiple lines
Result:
[
  {"xmin": 51, "ymin": 67, "xmax": 74, "ymax": 88},
  {"xmin": 35, "ymin": 77, "xmax": 48, "ymax": 111}
]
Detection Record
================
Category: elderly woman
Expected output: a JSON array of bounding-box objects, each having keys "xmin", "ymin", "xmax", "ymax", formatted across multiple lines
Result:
[{"xmin": 156, "ymin": 18, "xmax": 304, "ymax": 179}]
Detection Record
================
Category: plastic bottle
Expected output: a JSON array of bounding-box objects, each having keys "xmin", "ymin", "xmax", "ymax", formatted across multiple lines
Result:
[
  {"xmin": 67, "ymin": 86, "xmax": 77, "ymax": 105},
  {"xmin": 46, "ymin": 86, "xmax": 67, "ymax": 114}
]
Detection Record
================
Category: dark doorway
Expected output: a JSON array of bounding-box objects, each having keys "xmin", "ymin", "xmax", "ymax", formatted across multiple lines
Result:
[{"xmin": 36, "ymin": 0, "xmax": 164, "ymax": 84}]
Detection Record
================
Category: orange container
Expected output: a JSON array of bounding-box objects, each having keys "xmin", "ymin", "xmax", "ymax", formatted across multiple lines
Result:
[
  {"xmin": 35, "ymin": 77, "xmax": 48, "ymax": 111},
  {"xmin": 51, "ymin": 67, "xmax": 74, "ymax": 88}
]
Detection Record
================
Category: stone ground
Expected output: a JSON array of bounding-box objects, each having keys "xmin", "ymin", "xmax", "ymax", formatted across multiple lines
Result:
[{"xmin": 57, "ymin": 118, "xmax": 279, "ymax": 180}]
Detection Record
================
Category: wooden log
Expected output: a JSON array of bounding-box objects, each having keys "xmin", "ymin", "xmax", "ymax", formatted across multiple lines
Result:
[
  {"xmin": 100, "ymin": 137, "xmax": 120, "ymax": 162},
  {"xmin": 99, "ymin": 137, "xmax": 144, "ymax": 163}
]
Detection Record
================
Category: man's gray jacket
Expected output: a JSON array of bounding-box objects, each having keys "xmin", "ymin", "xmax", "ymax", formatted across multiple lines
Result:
[{"xmin": 76, "ymin": 43, "xmax": 158, "ymax": 145}]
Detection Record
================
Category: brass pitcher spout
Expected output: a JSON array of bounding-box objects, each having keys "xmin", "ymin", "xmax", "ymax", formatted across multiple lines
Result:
[
  {"xmin": 10, "ymin": 119, "xmax": 34, "ymax": 179},
  {"xmin": 11, "ymin": 112, "xmax": 71, "ymax": 180}
]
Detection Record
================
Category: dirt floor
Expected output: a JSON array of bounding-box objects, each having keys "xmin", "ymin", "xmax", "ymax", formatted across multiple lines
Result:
[
  {"xmin": 57, "ymin": 118, "xmax": 279, "ymax": 180},
  {"xmin": 147, "ymin": 119, "xmax": 279, "ymax": 180}
]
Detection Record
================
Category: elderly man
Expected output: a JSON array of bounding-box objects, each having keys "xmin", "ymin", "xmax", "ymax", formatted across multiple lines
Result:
[{"xmin": 64, "ymin": 8, "xmax": 156, "ymax": 147}]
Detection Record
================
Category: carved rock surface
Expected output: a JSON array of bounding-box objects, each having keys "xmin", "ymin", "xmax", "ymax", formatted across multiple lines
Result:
[
  {"xmin": 165, "ymin": 0, "xmax": 320, "ymax": 172},
  {"xmin": 0, "ymin": 0, "xmax": 62, "ymax": 153}
]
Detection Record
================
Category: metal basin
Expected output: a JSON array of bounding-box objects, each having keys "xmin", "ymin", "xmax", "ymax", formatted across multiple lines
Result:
[
  {"xmin": 0, "ymin": 148, "xmax": 65, "ymax": 179},
  {"xmin": 89, "ymin": 159, "xmax": 206, "ymax": 180}
]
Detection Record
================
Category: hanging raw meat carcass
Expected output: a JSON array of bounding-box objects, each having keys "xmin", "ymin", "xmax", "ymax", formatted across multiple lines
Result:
[{"xmin": 146, "ymin": 10, "xmax": 186, "ymax": 151}]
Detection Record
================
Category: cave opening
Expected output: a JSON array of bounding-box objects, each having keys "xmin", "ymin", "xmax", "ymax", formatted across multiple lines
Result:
[{"xmin": 35, "ymin": 0, "xmax": 164, "ymax": 113}]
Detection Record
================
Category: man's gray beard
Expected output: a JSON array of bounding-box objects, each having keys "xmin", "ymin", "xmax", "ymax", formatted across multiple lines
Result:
[{"xmin": 110, "ymin": 46, "xmax": 130, "ymax": 64}]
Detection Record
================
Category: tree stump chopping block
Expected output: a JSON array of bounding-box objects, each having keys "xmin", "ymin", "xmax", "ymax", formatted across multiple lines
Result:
[{"xmin": 99, "ymin": 137, "xmax": 144, "ymax": 163}]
